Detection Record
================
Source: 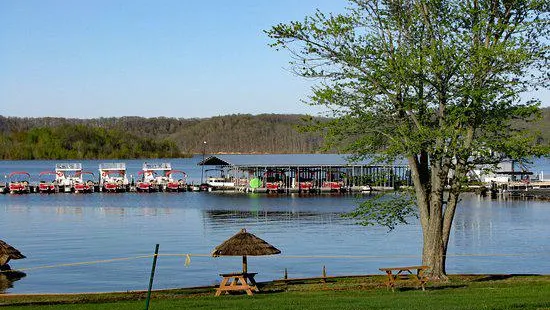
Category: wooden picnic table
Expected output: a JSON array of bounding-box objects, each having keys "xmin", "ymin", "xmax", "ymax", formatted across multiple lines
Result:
[
  {"xmin": 215, "ymin": 272, "xmax": 259, "ymax": 296},
  {"xmin": 379, "ymin": 266, "xmax": 430, "ymax": 291}
]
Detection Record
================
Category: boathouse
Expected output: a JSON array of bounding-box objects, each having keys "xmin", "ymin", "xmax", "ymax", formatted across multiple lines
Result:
[{"xmin": 198, "ymin": 154, "xmax": 411, "ymax": 193}]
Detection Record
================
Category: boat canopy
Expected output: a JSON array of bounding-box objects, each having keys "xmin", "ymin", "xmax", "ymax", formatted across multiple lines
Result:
[
  {"xmin": 143, "ymin": 162, "xmax": 171, "ymax": 170},
  {"xmin": 8, "ymin": 171, "xmax": 30, "ymax": 177},
  {"xmin": 103, "ymin": 170, "xmax": 125, "ymax": 175},
  {"xmin": 39, "ymin": 171, "xmax": 57, "ymax": 176},
  {"xmin": 166, "ymin": 170, "xmax": 187, "ymax": 177},
  {"xmin": 55, "ymin": 163, "xmax": 83, "ymax": 171},
  {"xmin": 76, "ymin": 171, "xmax": 95, "ymax": 177},
  {"xmin": 138, "ymin": 170, "xmax": 158, "ymax": 176},
  {"xmin": 99, "ymin": 163, "xmax": 126, "ymax": 170}
]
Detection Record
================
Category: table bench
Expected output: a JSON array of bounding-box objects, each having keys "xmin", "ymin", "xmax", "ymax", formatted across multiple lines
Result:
[
  {"xmin": 379, "ymin": 266, "xmax": 430, "ymax": 291},
  {"xmin": 215, "ymin": 272, "xmax": 259, "ymax": 296}
]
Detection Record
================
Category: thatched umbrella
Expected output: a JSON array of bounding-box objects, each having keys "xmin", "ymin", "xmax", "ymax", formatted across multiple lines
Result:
[
  {"xmin": 0, "ymin": 240, "xmax": 25, "ymax": 271},
  {"xmin": 212, "ymin": 228, "xmax": 280, "ymax": 273}
]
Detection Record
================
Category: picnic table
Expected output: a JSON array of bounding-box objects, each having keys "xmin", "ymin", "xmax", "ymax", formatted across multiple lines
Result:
[
  {"xmin": 215, "ymin": 272, "xmax": 259, "ymax": 296},
  {"xmin": 379, "ymin": 266, "xmax": 430, "ymax": 291}
]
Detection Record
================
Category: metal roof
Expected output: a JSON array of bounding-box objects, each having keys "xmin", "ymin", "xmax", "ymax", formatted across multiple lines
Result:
[{"xmin": 198, "ymin": 154, "xmax": 407, "ymax": 167}]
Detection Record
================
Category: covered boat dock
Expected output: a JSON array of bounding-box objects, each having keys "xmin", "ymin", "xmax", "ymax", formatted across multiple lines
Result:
[{"xmin": 198, "ymin": 154, "xmax": 411, "ymax": 193}]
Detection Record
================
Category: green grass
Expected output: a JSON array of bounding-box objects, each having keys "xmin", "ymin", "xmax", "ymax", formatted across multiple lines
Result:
[{"xmin": 1, "ymin": 275, "xmax": 549, "ymax": 310}]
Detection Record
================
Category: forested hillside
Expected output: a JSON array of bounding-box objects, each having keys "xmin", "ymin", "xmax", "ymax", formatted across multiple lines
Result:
[
  {"xmin": 0, "ymin": 114, "xmax": 324, "ymax": 158},
  {"xmin": 0, "ymin": 124, "xmax": 180, "ymax": 160},
  {"xmin": 513, "ymin": 107, "xmax": 550, "ymax": 144},
  {"xmin": 0, "ymin": 109, "xmax": 547, "ymax": 160},
  {"xmin": 167, "ymin": 114, "xmax": 324, "ymax": 154}
]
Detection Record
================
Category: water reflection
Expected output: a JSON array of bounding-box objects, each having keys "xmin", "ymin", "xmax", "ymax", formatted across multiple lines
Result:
[
  {"xmin": 1, "ymin": 189, "xmax": 549, "ymax": 294},
  {"xmin": 204, "ymin": 209, "xmax": 339, "ymax": 220},
  {"xmin": 0, "ymin": 271, "xmax": 26, "ymax": 294},
  {"xmin": 203, "ymin": 210, "xmax": 344, "ymax": 229}
]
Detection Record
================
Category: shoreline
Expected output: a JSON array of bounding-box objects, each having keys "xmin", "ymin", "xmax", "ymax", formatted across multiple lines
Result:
[
  {"xmin": 2, "ymin": 272, "xmax": 549, "ymax": 296},
  {"xmin": 1, "ymin": 274, "xmax": 549, "ymax": 309}
]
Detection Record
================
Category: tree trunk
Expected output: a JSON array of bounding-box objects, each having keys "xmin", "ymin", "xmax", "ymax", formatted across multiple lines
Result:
[
  {"xmin": 409, "ymin": 155, "xmax": 451, "ymax": 280},
  {"xmin": 421, "ymin": 204, "xmax": 448, "ymax": 279}
]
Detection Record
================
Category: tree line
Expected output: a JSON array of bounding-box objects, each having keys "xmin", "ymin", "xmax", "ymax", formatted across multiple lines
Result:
[
  {"xmin": 0, "ymin": 110, "xmax": 547, "ymax": 160},
  {"xmin": 0, "ymin": 114, "xmax": 325, "ymax": 159},
  {"xmin": 0, "ymin": 124, "xmax": 180, "ymax": 160}
]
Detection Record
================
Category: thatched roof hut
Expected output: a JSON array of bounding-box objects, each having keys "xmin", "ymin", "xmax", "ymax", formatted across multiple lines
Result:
[
  {"xmin": 212, "ymin": 228, "xmax": 280, "ymax": 273},
  {"xmin": 0, "ymin": 240, "xmax": 26, "ymax": 270}
]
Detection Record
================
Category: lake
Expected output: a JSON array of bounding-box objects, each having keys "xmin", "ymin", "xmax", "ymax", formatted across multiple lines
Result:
[{"xmin": 0, "ymin": 156, "xmax": 549, "ymax": 294}]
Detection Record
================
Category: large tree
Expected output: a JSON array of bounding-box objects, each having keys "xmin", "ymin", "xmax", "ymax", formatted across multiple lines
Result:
[{"xmin": 267, "ymin": 0, "xmax": 549, "ymax": 278}]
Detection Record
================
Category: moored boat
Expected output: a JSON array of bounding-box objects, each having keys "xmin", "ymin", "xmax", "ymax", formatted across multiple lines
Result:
[
  {"xmin": 37, "ymin": 171, "xmax": 58, "ymax": 193},
  {"xmin": 136, "ymin": 170, "xmax": 159, "ymax": 192},
  {"xmin": 73, "ymin": 171, "xmax": 95, "ymax": 193},
  {"xmin": 264, "ymin": 170, "xmax": 285, "ymax": 193},
  {"xmin": 206, "ymin": 177, "xmax": 235, "ymax": 190},
  {"xmin": 8, "ymin": 172, "xmax": 31, "ymax": 194},
  {"xmin": 55, "ymin": 163, "xmax": 83, "ymax": 193},
  {"xmin": 99, "ymin": 163, "xmax": 129, "ymax": 192},
  {"xmin": 136, "ymin": 162, "xmax": 172, "ymax": 192},
  {"xmin": 296, "ymin": 169, "xmax": 316, "ymax": 193},
  {"xmin": 165, "ymin": 170, "xmax": 188, "ymax": 192},
  {"xmin": 204, "ymin": 168, "xmax": 235, "ymax": 190},
  {"xmin": 321, "ymin": 170, "xmax": 347, "ymax": 193}
]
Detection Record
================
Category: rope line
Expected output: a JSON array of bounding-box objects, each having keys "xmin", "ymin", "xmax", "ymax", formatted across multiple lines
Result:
[
  {"xmin": 16, "ymin": 255, "xmax": 154, "ymax": 271},
  {"xmin": 10, "ymin": 252, "xmax": 549, "ymax": 272}
]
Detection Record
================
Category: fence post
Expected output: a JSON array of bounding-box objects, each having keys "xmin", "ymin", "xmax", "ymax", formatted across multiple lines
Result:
[{"xmin": 145, "ymin": 244, "xmax": 159, "ymax": 310}]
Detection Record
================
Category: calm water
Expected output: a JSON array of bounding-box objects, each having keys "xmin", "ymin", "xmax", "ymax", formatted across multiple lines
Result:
[{"xmin": 0, "ymin": 156, "xmax": 549, "ymax": 294}]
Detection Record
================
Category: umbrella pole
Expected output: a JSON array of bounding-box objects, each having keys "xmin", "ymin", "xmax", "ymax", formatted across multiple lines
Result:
[{"xmin": 242, "ymin": 255, "xmax": 248, "ymax": 273}]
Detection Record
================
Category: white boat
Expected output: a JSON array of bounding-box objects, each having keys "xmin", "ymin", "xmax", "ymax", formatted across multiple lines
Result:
[
  {"xmin": 99, "ymin": 163, "xmax": 129, "ymax": 192},
  {"xmin": 55, "ymin": 163, "xmax": 83, "ymax": 193},
  {"xmin": 136, "ymin": 162, "xmax": 172, "ymax": 192},
  {"xmin": 206, "ymin": 177, "xmax": 235, "ymax": 190},
  {"xmin": 204, "ymin": 168, "xmax": 235, "ymax": 190}
]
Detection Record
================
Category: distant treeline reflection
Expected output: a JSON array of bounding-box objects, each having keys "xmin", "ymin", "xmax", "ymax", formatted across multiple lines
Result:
[{"xmin": 204, "ymin": 210, "xmax": 344, "ymax": 223}]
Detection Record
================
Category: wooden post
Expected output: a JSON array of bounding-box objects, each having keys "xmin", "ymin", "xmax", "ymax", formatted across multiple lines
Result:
[
  {"xmin": 144, "ymin": 244, "xmax": 159, "ymax": 310},
  {"xmin": 242, "ymin": 255, "xmax": 248, "ymax": 273},
  {"xmin": 284, "ymin": 268, "xmax": 288, "ymax": 280}
]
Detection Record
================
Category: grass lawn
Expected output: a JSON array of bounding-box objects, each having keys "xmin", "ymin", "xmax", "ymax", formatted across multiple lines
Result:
[{"xmin": 1, "ymin": 275, "xmax": 549, "ymax": 310}]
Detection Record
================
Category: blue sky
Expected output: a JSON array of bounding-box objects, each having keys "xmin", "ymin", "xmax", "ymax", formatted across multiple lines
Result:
[{"xmin": 1, "ymin": 1, "xmax": 548, "ymax": 119}]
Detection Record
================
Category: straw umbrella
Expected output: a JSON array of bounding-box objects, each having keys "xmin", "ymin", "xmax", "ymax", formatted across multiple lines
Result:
[
  {"xmin": 0, "ymin": 240, "xmax": 26, "ymax": 271},
  {"xmin": 212, "ymin": 228, "xmax": 280, "ymax": 273}
]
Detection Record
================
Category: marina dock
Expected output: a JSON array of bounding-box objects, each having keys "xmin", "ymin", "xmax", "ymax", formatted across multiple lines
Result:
[
  {"xmin": 0, "ymin": 155, "xmax": 548, "ymax": 198},
  {"xmin": 0, "ymin": 155, "xmax": 412, "ymax": 195}
]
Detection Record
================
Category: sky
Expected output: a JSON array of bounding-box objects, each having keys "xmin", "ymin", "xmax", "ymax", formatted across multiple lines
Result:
[{"xmin": 1, "ymin": 1, "xmax": 548, "ymax": 120}]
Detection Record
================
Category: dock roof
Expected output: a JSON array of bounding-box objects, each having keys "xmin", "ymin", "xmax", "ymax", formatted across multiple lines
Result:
[{"xmin": 198, "ymin": 154, "xmax": 407, "ymax": 167}]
